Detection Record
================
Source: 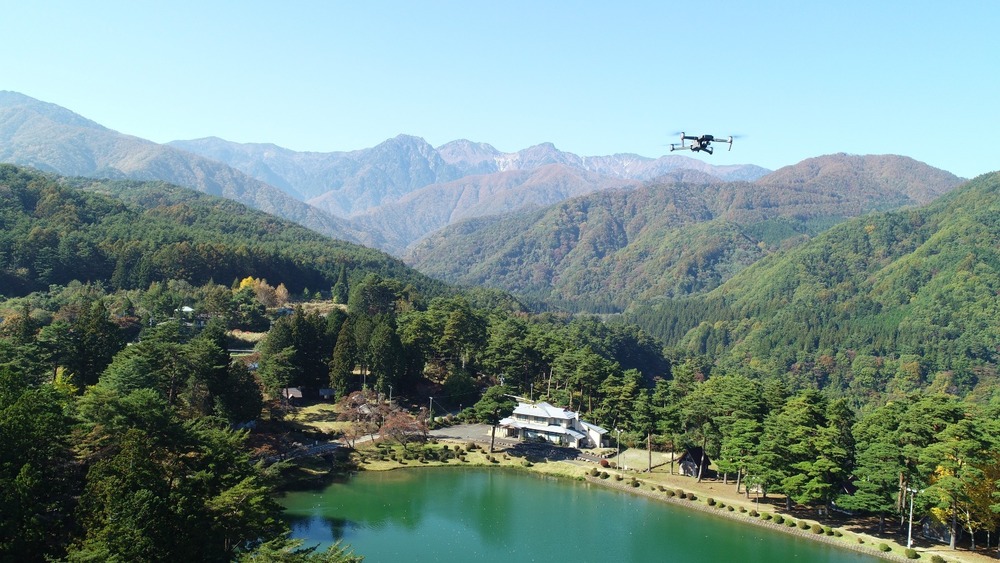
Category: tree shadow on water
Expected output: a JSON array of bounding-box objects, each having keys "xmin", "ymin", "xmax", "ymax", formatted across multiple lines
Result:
[{"xmin": 285, "ymin": 514, "xmax": 351, "ymax": 543}]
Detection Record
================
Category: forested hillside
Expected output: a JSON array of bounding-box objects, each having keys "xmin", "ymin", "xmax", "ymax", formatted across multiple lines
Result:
[
  {"xmin": 407, "ymin": 155, "xmax": 962, "ymax": 312},
  {"xmin": 625, "ymin": 171, "xmax": 1000, "ymax": 404},
  {"xmin": 0, "ymin": 165, "xmax": 444, "ymax": 298},
  {"xmin": 5, "ymin": 164, "xmax": 1000, "ymax": 559}
]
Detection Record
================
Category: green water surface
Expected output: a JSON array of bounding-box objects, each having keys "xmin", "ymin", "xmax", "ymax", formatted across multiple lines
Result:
[{"xmin": 280, "ymin": 467, "xmax": 883, "ymax": 562}]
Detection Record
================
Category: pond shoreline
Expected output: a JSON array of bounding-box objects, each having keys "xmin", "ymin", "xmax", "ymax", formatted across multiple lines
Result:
[
  {"xmin": 334, "ymin": 435, "xmax": 964, "ymax": 563},
  {"xmin": 275, "ymin": 410, "xmax": 973, "ymax": 563},
  {"xmin": 582, "ymin": 473, "xmax": 902, "ymax": 562}
]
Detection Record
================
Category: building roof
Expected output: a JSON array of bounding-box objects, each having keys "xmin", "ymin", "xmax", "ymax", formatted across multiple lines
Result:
[
  {"xmin": 580, "ymin": 420, "xmax": 608, "ymax": 435},
  {"xmin": 499, "ymin": 417, "xmax": 587, "ymax": 441},
  {"xmin": 512, "ymin": 401, "xmax": 576, "ymax": 420}
]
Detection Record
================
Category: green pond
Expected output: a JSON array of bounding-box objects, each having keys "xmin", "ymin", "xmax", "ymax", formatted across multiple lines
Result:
[{"xmin": 279, "ymin": 467, "xmax": 884, "ymax": 562}]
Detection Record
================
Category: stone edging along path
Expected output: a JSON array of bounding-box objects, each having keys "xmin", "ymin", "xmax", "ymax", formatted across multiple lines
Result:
[{"xmin": 582, "ymin": 474, "xmax": 906, "ymax": 563}]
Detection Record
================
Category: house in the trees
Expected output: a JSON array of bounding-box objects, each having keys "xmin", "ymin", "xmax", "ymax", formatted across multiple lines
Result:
[
  {"xmin": 498, "ymin": 401, "xmax": 608, "ymax": 448},
  {"xmin": 677, "ymin": 447, "xmax": 713, "ymax": 478},
  {"xmin": 280, "ymin": 387, "xmax": 303, "ymax": 404}
]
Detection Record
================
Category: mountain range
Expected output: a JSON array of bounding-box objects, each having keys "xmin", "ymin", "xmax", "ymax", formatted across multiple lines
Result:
[
  {"xmin": 0, "ymin": 91, "xmax": 767, "ymax": 255},
  {"xmin": 0, "ymin": 91, "xmax": 969, "ymax": 316},
  {"xmin": 405, "ymin": 154, "xmax": 964, "ymax": 310},
  {"xmin": 0, "ymin": 91, "xmax": 355, "ymax": 242},
  {"xmin": 169, "ymin": 135, "xmax": 772, "ymax": 254}
]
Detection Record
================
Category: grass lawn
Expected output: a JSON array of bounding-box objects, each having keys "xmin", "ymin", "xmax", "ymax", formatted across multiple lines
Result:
[
  {"xmin": 353, "ymin": 440, "xmax": 589, "ymax": 481},
  {"xmin": 284, "ymin": 402, "xmax": 352, "ymax": 435}
]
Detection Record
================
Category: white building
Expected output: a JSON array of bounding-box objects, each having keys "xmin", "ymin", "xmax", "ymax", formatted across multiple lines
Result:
[{"xmin": 499, "ymin": 401, "xmax": 608, "ymax": 448}]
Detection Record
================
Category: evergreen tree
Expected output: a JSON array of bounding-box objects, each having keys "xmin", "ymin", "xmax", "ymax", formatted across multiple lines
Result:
[
  {"xmin": 474, "ymin": 385, "xmax": 517, "ymax": 453},
  {"xmin": 368, "ymin": 319, "xmax": 403, "ymax": 396},
  {"xmin": 65, "ymin": 301, "xmax": 126, "ymax": 388},
  {"xmin": 332, "ymin": 264, "xmax": 349, "ymax": 305},
  {"xmin": 0, "ymin": 369, "xmax": 76, "ymax": 561},
  {"xmin": 329, "ymin": 320, "xmax": 357, "ymax": 398}
]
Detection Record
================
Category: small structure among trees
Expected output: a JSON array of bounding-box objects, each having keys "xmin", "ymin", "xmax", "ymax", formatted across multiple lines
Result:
[{"xmin": 678, "ymin": 447, "xmax": 713, "ymax": 479}]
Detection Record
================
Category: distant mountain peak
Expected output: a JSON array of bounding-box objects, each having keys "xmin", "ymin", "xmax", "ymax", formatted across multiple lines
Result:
[
  {"xmin": 758, "ymin": 153, "xmax": 964, "ymax": 205},
  {"xmin": 0, "ymin": 90, "xmax": 111, "ymax": 133}
]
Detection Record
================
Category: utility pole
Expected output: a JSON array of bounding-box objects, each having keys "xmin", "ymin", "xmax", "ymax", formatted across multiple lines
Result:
[
  {"xmin": 428, "ymin": 396, "xmax": 434, "ymax": 425},
  {"xmin": 616, "ymin": 428, "xmax": 622, "ymax": 471},
  {"xmin": 907, "ymin": 487, "xmax": 920, "ymax": 549}
]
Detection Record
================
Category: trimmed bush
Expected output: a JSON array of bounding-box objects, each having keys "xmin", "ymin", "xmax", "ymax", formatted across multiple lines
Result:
[
  {"xmin": 687, "ymin": 494, "xmax": 697, "ymax": 501},
  {"xmin": 727, "ymin": 506, "xmax": 735, "ymax": 512},
  {"xmin": 749, "ymin": 510, "xmax": 759, "ymax": 517},
  {"xmin": 590, "ymin": 468, "xmax": 600, "ymax": 477},
  {"xmin": 615, "ymin": 474, "xmax": 624, "ymax": 481},
  {"xmin": 760, "ymin": 513, "xmax": 771, "ymax": 521},
  {"xmin": 857, "ymin": 537, "xmax": 864, "ymax": 544},
  {"xmin": 521, "ymin": 460, "xmax": 533, "ymax": 467},
  {"xmin": 773, "ymin": 515, "xmax": 784, "ymax": 524},
  {"xmin": 631, "ymin": 480, "xmax": 640, "ymax": 488},
  {"xmin": 665, "ymin": 489, "xmax": 676, "ymax": 497},
  {"xmin": 904, "ymin": 548, "xmax": 918, "ymax": 559},
  {"xmin": 739, "ymin": 506, "xmax": 747, "ymax": 513},
  {"xmin": 707, "ymin": 498, "xmax": 716, "ymax": 507},
  {"xmin": 877, "ymin": 543, "xmax": 891, "ymax": 552},
  {"xmin": 929, "ymin": 556, "xmax": 945, "ymax": 563},
  {"xmin": 676, "ymin": 489, "xmax": 685, "ymax": 497},
  {"xmin": 600, "ymin": 471, "xmax": 609, "ymax": 479},
  {"xmin": 797, "ymin": 520, "xmax": 809, "ymax": 530},
  {"xmin": 833, "ymin": 530, "xmax": 842, "ymax": 537},
  {"xmin": 785, "ymin": 519, "xmax": 796, "ymax": 527},
  {"xmin": 599, "ymin": 459, "xmax": 610, "ymax": 468},
  {"xmin": 811, "ymin": 524, "xmax": 823, "ymax": 534}
]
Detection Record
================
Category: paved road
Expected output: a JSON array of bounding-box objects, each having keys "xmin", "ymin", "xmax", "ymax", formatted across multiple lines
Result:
[{"xmin": 429, "ymin": 423, "xmax": 496, "ymax": 442}]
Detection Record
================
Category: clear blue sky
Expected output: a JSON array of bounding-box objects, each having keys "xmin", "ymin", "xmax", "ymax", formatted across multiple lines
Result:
[{"xmin": 3, "ymin": 1, "xmax": 998, "ymax": 178}]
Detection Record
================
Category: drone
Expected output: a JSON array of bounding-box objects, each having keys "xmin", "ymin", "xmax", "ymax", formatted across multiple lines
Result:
[{"xmin": 669, "ymin": 132, "xmax": 734, "ymax": 155}]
